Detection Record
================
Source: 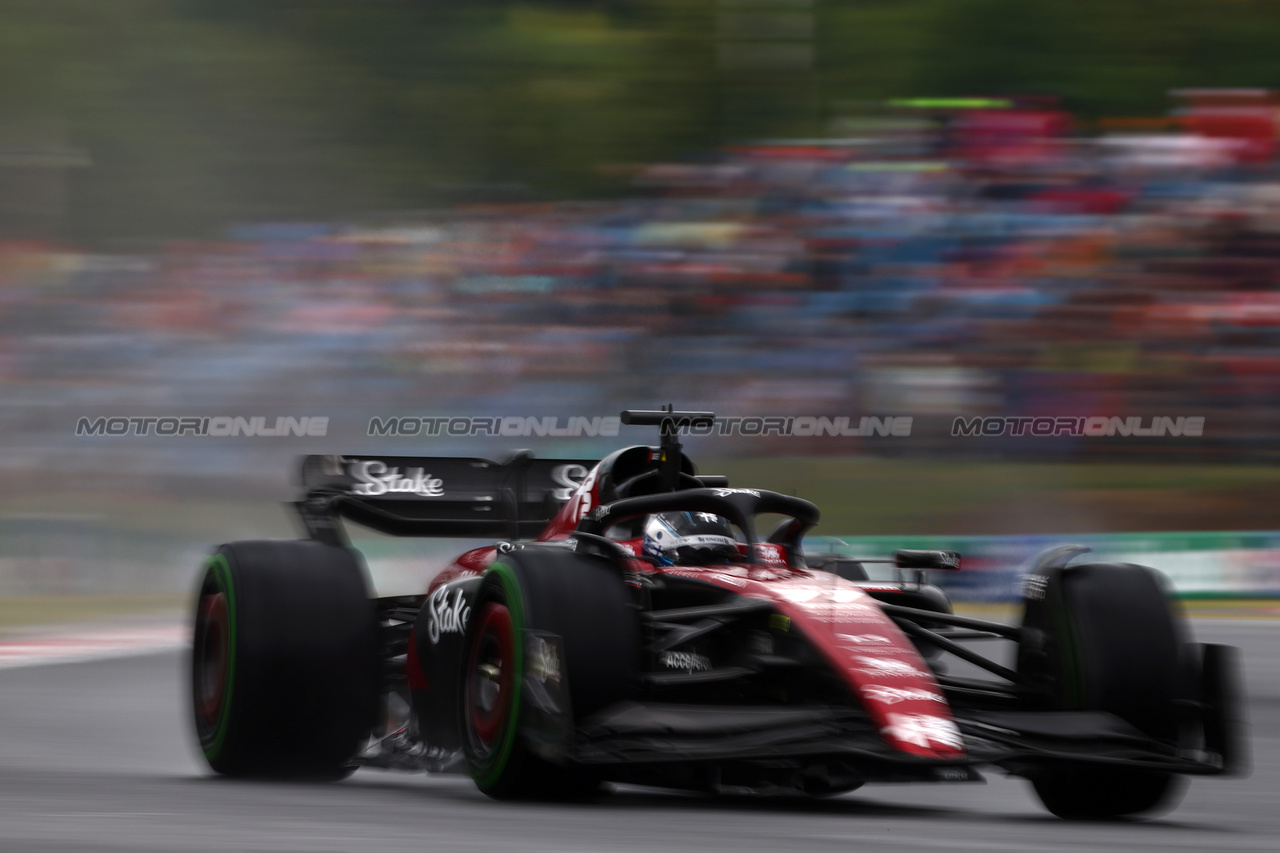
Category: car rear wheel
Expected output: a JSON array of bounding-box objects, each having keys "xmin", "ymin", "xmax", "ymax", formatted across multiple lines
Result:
[
  {"xmin": 1017, "ymin": 561, "xmax": 1187, "ymax": 819},
  {"xmin": 191, "ymin": 540, "xmax": 380, "ymax": 778},
  {"xmin": 462, "ymin": 547, "xmax": 637, "ymax": 799}
]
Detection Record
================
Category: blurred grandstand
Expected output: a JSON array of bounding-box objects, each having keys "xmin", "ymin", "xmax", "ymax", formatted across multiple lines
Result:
[{"xmin": 6, "ymin": 92, "xmax": 1280, "ymax": 473}]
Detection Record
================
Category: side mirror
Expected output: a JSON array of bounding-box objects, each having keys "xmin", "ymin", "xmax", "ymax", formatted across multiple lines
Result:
[{"xmin": 895, "ymin": 549, "xmax": 961, "ymax": 571}]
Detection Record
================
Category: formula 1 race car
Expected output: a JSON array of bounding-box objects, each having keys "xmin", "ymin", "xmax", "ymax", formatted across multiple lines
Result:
[{"xmin": 190, "ymin": 409, "xmax": 1247, "ymax": 819}]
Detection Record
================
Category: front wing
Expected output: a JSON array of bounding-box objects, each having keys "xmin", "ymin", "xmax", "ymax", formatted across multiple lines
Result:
[{"xmin": 561, "ymin": 701, "xmax": 1233, "ymax": 783}]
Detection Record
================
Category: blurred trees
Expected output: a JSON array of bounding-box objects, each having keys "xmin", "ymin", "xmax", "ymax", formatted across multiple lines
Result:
[{"xmin": 1, "ymin": 0, "xmax": 1279, "ymax": 240}]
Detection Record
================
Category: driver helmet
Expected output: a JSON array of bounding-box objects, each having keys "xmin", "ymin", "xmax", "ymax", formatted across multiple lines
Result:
[{"xmin": 643, "ymin": 511, "xmax": 739, "ymax": 566}]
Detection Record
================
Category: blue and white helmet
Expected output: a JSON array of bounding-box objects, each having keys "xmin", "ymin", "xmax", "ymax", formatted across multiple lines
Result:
[{"xmin": 643, "ymin": 511, "xmax": 739, "ymax": 566}]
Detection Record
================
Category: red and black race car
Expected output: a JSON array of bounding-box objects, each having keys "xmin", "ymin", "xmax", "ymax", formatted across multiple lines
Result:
[{"xmin": 190, "ymin": 410, "xmax": 1246, "ymax": 819}]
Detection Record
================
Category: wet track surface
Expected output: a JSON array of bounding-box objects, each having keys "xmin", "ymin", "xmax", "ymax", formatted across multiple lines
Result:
[{"xmin": 0, "ymin": 620, "xmax": 1276, "ymax": 852}]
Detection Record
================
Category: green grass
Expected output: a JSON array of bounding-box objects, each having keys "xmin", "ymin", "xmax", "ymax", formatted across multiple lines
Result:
[{"xmin": 6, "ymin": 457, "xmax": 1280, "ymax": 544}]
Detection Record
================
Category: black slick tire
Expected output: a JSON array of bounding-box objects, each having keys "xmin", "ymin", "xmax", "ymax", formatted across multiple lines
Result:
[
  {"xmin": 191, "ymin": 540, "xmax": 380, "ymax": 778},
  {"xmin": 461, "ymin": 547, "xmax": 637, "ymax": 800},
  {"xmin": 1017, "ymin": 561, "xmax": 1188, "ymax": 819}
]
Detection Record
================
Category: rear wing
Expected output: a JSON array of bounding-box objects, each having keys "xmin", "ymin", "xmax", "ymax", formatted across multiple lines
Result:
[{"xmin": 294, "ymin": 453, "xmax": 595, "ymax": 542}]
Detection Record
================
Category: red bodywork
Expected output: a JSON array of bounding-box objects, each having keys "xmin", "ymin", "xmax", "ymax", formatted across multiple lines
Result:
[{"xmin": 425, "ymin": 458, "xmax": 965, "ymax": 761}]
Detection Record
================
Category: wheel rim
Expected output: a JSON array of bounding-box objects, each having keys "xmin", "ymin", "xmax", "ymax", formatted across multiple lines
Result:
[
  {"xmin": 194, "ymin": 592, "xmax": 230, "ymax": 731},
  {"xmin": 466, "ymin": 602, "xmax": 515, "ymax": 752}
]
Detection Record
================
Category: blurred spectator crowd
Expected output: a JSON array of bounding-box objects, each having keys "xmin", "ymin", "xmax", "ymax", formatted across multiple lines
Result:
[{"xmin": 5, "ymin": 93, "xmax": 1280, "ymax": 466}]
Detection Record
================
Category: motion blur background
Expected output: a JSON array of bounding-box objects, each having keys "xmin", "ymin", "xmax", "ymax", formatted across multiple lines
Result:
[{"xmin": 5, "ymin": 0, "xmax": 1280, "ymax": 607}]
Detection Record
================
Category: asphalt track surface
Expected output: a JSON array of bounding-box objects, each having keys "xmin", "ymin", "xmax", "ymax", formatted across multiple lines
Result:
[{"xmin": 0, "ymin": 620, "xmax": 1275, "ymax": 853}]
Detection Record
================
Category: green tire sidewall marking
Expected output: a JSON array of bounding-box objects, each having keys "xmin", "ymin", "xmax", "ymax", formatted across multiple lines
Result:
[
  {"xmin": 202, "ymin": 553, "xmax": 237, "ymax": 762},
  {"xmin": 473, "ymin": 561, "xmax": 525, "ymax": 791}
]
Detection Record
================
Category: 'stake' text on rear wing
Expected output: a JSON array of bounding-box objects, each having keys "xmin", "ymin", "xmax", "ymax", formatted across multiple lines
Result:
[{"xmin": 294, "ymin": 452, "xmax": 595, "ymax": 543}]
